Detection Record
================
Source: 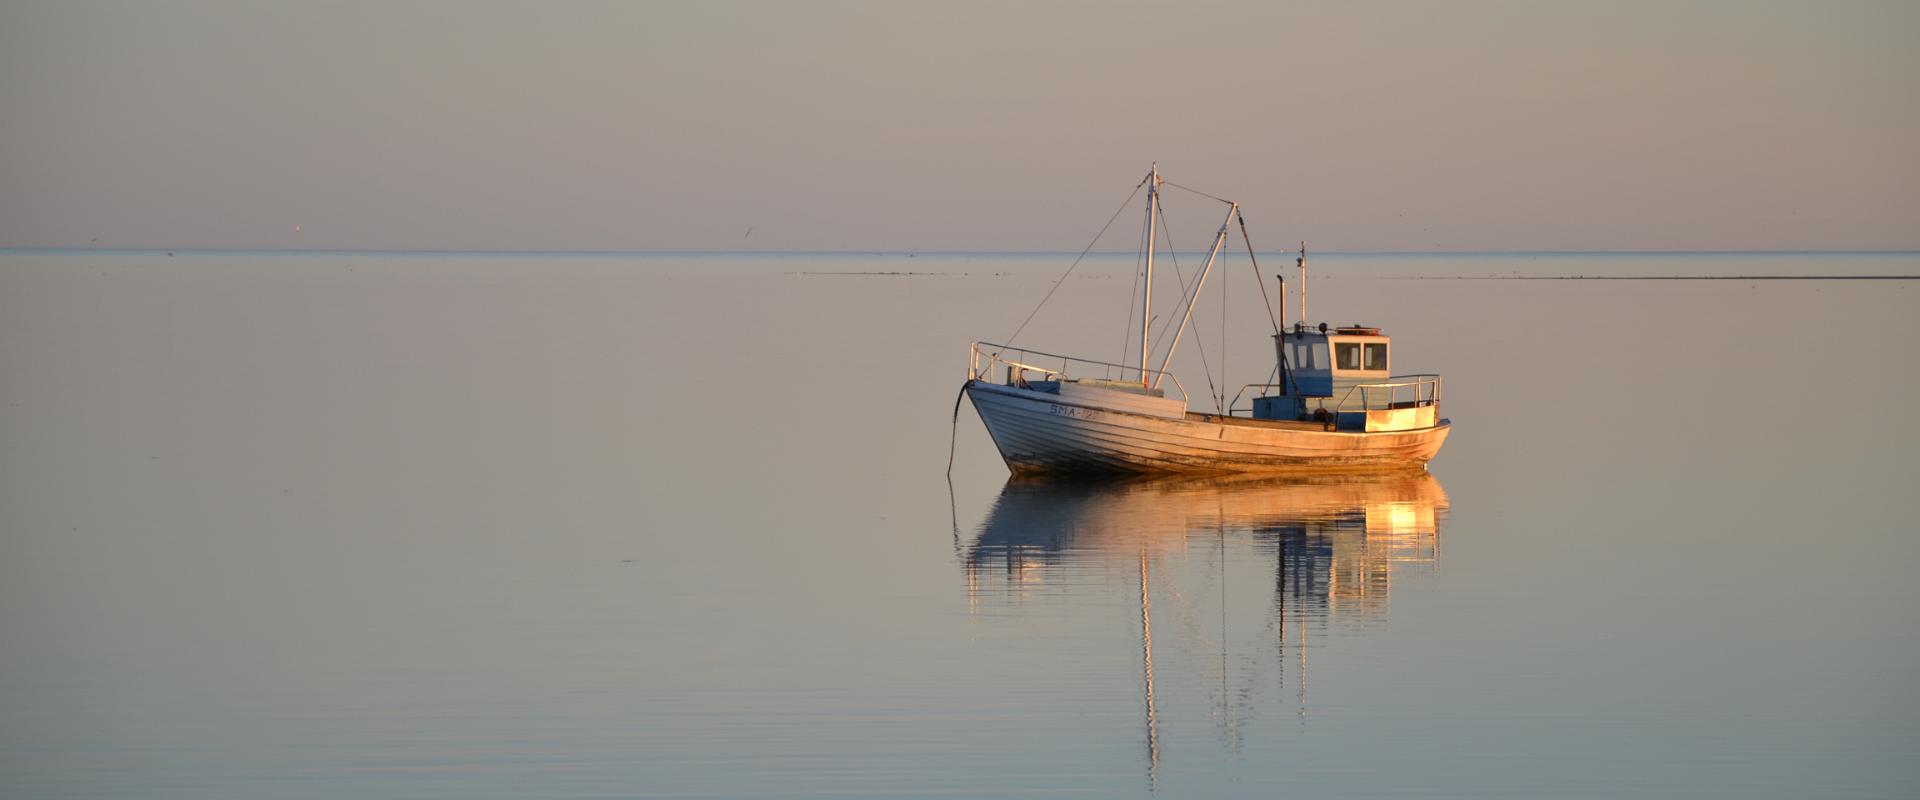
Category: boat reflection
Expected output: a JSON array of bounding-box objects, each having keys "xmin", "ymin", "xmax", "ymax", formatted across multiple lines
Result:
[{"xmin": 962, "ymin": 470, "xmax": 1448, "ymax": 788}]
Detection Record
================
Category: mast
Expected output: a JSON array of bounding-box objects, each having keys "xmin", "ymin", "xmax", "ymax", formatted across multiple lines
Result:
[{"xmin": 1140, "ymin": 164, "xmax": 1159, "ymax": 386}]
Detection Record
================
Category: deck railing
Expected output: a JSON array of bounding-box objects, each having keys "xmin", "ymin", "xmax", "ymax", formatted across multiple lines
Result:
[
  {"xmin": 1228, "ymin": 383, "xmax": 1288, "ymax": 415},
  {"xmin": 968, "ymin": 341, "xmax": 1188, "ymax": 403},
  {"xmin": 1334, "ymin": 374, "xmax": 1443, "ymax": 413}
]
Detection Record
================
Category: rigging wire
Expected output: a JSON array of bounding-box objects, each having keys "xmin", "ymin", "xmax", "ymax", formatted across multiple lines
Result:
[
  {"xmin": 1237, "ymin": 210, "xmax": 1290, "ymax": 396},
  {"xmin": 1161, "ymin": 179, "xmax": 1259, "ymax": 413},
  {"xmin": 1148, "ymin": 194, "xmax": 1183, "ymax": 354},
  {"xmin": 1160, "ymin": 180, "xmax": 1235, "ymax": 206},
  {"xmin": 1117, "ymin": 194, "xmax": 1150, "ymax": 375},
  {"xmin": 999, "ymin": 176, "xmax": 1148, "ymax": 352},
  {"xmin": 1148, "ymin": 195, "xmax": 1219, "ymax": 411},
  {"xmin": 1160, "ymin": 206, "xmax": 1222, "ymax": 406},
  {"xmin": 1221, "ymin": 231, "xmax": 1229, "ymax": 412},
  {"xmin": 1237, "ymin": 212, "xmax": 1281, "ymax": 336},
  {"xmin": 1151, "ymin": 191, "xmax": 1182, "ymax": 347},
  {"xmin": 991, "ymin": 170, "xmax": 1254, "ymax": 415}
]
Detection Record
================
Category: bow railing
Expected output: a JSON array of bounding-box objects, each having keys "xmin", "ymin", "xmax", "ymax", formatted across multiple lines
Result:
[{"xmin": 968, "ymin": 341, "xmax": 1188, "ymax": 403}]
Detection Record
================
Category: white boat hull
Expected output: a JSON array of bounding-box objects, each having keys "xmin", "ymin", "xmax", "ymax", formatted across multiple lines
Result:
[{"xmin": 967, "ymin": 381, "xmax": 1449, "ymax": 475}]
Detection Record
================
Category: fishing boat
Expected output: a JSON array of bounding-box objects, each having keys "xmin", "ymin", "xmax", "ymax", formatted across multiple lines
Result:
[{"xmin": 963, "ymin": 164, "xmax": 1450, "ymax": 475}]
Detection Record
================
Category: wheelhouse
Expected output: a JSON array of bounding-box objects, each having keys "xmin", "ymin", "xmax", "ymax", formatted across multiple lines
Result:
[
  {"xmin": 1275, "ymin": 324, "xmax": 1389, "ymax": 398},
  {"xmin": 1253, "ymin": 323, "xmax": 1438, "ymax": 432}
]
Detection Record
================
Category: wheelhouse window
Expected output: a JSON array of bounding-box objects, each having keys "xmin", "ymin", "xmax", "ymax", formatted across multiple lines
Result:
[
  {"xmin": 1364, "ymin": 343, "xmax": 1388, "ymax": 371},
  {"xmin": 1336, "ymin": 342, "xmax": 1362, "ymax": 370},
  {"xmin": 1291, "ymin": 341, "xmax": 1327, "ymax": 370}
]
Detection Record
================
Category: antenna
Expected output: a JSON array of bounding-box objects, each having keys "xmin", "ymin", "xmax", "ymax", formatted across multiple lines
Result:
[{"xmin": 1297, "ymin": 241, "xmax": 1308, "ymax": 324}]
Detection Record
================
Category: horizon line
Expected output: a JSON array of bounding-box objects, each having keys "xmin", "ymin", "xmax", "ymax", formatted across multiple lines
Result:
[{"xmin": 5, "ymin": 247, "xmax": 1918, "ymax": 258}]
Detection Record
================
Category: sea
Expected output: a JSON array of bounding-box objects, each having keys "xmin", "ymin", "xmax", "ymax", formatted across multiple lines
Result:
[{"xmin": 1, "ymin": 249, "xmax": 1916, "ymax": 798}]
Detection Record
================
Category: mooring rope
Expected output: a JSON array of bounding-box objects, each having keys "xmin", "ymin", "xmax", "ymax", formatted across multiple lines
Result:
[{"xmin": 946, "ymin": 380, "xmax": 970, "ymax": 480}]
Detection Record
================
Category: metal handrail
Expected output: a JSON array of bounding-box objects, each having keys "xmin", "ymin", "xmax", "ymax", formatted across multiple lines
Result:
[
  {"xmin": 1227, "ymin": 383, "xmax": 1288, "ymax": 414},
  {"xmin": 1333, "ymin": 374, "xmax": 1442, "ymax": 413},
  {"xmin": 968, "ymin": 341, "xmax": 1188, "ymax": 403}
]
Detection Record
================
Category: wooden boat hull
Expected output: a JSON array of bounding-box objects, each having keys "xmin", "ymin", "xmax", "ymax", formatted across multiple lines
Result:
[{"xmin": 966, "ymin": 381, "xmax": 1449, "ymax": 475}]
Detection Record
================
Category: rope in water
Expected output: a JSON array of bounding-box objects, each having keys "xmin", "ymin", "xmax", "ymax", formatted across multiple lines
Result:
[{"xmin": 946, "ymin": 380, "xmax": 970, "ymax": 479}]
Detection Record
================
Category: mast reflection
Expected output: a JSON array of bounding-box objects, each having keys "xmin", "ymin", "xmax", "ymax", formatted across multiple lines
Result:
[{"xmin": 962, "ymin": 471, "xmax": 1448, "ymax": 788}]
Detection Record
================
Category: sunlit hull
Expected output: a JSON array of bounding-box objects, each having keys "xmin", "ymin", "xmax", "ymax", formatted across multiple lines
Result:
[{"xmin": 967, "ymin": 381, "xmax": 1450, "ymax": 475}]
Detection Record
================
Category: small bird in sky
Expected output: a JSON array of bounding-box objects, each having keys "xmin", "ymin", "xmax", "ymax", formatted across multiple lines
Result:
[{"xmin": 744, "ymin": 226, "xmax": 753, "ymax": 239}]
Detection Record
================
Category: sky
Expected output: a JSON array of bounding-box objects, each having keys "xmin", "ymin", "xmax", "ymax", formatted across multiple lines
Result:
[{"xmin": 1, "ymin": 0, "xmax": 1915, "ymax": 252}]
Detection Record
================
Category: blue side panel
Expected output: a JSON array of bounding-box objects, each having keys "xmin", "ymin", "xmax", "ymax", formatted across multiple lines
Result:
[
  {"xmin": 1291, "ymin": 373, "xmax": 1333, "ymax": 397},
  {"xmin": 1253, "ymin": 395, "xmax": 1307, "ymax": 420}
]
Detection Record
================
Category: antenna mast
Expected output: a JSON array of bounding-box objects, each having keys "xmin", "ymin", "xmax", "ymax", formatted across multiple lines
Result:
[{"xmin": 1297, "ymin": 241, "xmax": 1308, "ymax": 324}]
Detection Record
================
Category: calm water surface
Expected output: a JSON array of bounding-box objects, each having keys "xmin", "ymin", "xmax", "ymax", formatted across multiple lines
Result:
[{"xmin": 1, "ymin": 251, "xmax": 1916, "ymax": 798}]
